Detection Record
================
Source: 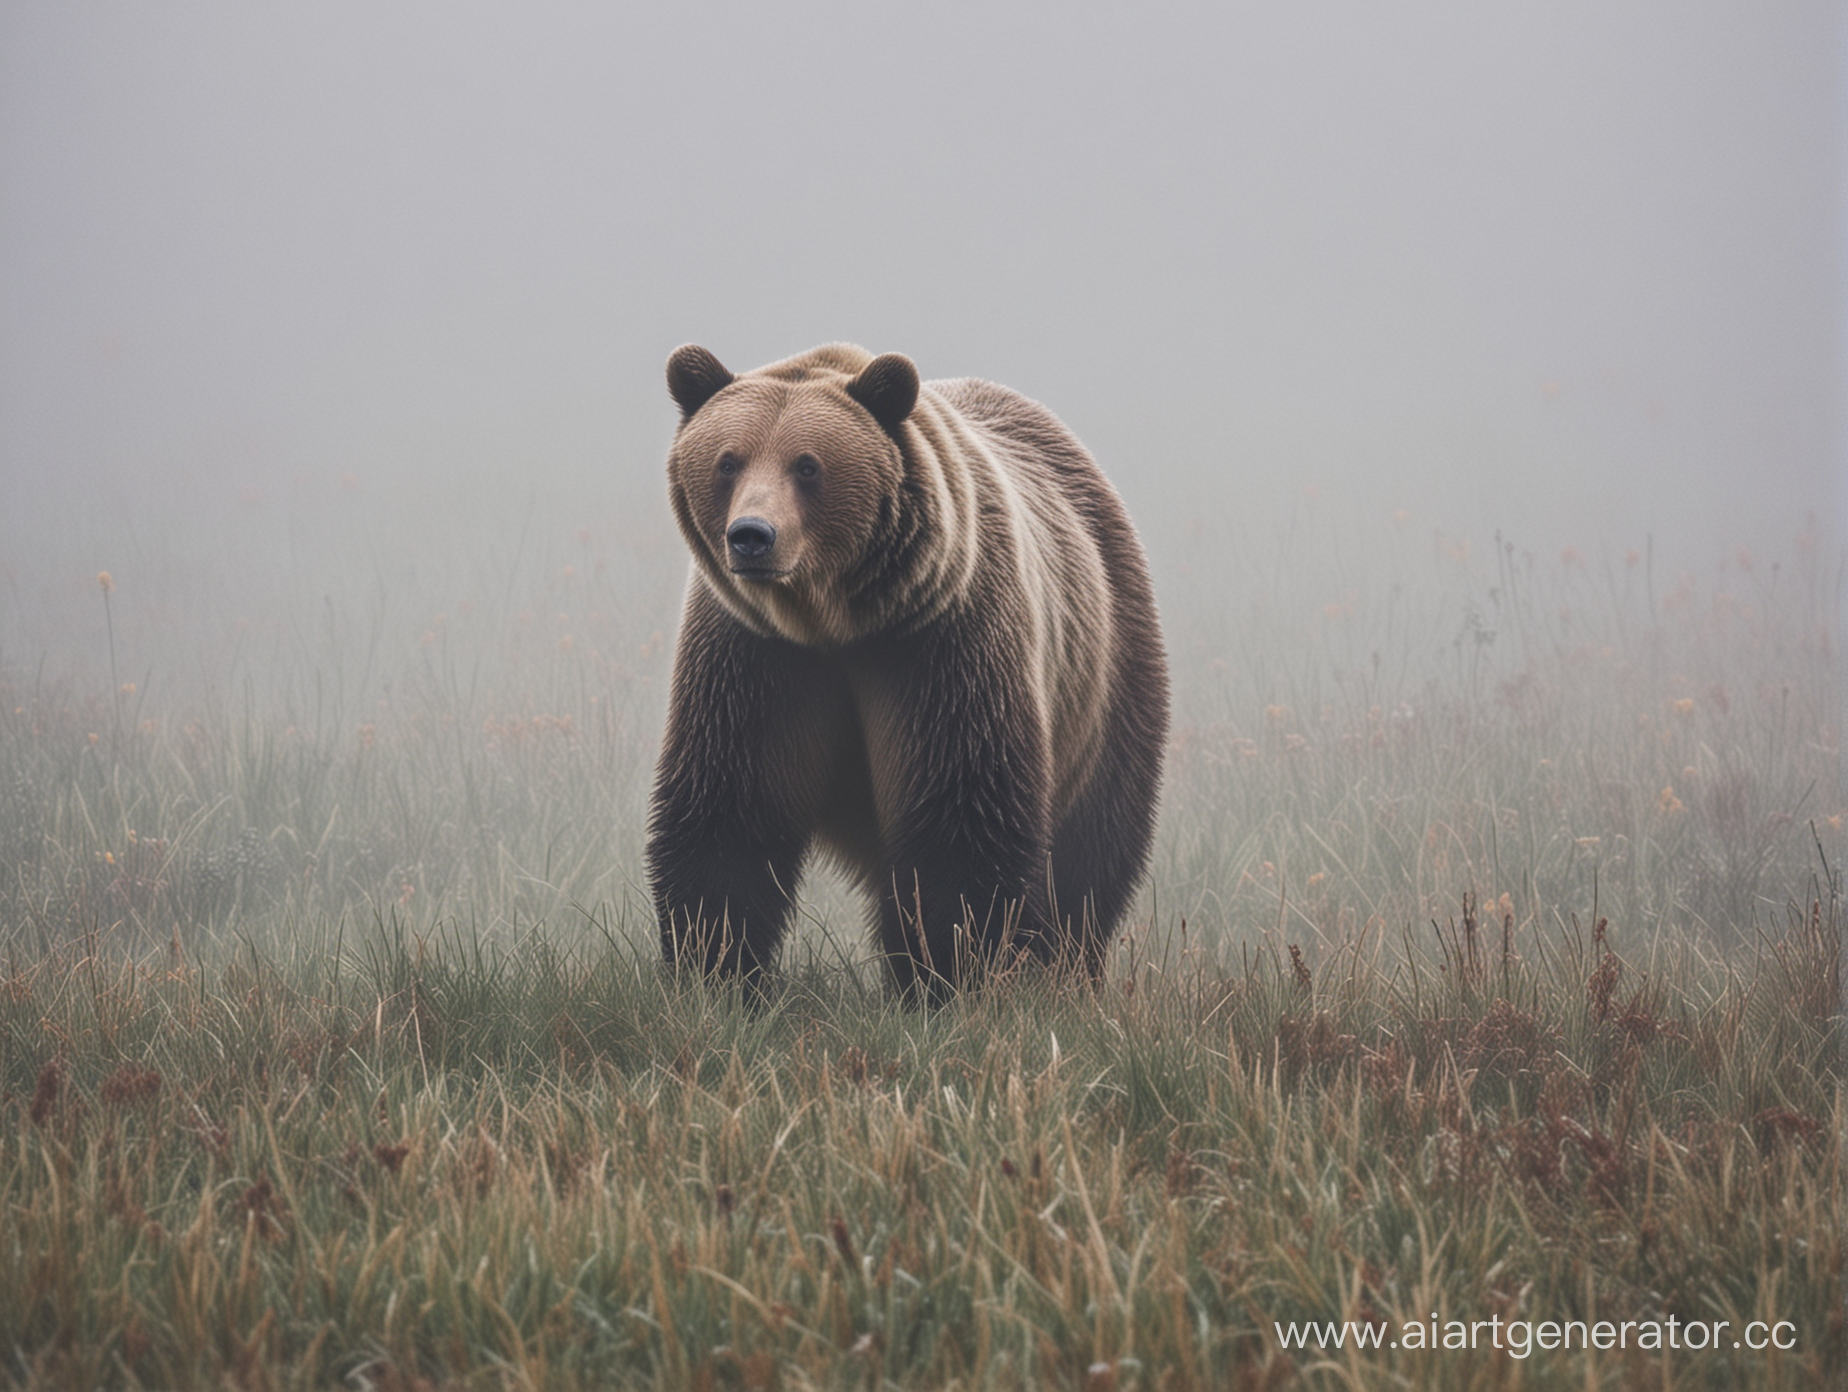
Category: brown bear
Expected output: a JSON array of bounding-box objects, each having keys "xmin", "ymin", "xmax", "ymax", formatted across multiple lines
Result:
[{"xmin": 646, "ymin": 343, "xmax": 1168, "ymax": 999}]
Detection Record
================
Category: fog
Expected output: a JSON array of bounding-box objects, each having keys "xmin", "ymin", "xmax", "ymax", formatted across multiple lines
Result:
[
  {"xmin": 3, "ymin": 18, "xmax": 1843, "ymax": 1372},
  {"xmin": 1, "ymin": 3, "xmax": 1841, "ymax": 729}
]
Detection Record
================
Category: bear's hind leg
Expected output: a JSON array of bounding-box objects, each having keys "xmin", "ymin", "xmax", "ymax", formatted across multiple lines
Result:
[
  {"xmin": 651, "ymin": 828, "xmax": 808, "ymax": 986},
  {"xmin": 1049, "ymin": 708, "xmax": 1166, "ymax": 980}
]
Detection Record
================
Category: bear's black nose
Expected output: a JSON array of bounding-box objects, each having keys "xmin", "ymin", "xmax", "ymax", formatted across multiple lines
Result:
[{"xmin": 727, "ymin": 517, "xmax": 777, "ymax": 560}]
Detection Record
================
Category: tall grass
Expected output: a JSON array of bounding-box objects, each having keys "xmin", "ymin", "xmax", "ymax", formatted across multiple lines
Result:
[
  {"xmin": 0, "ymin": 512, "xmax": 1840, "ymax": 1388},
  {"xmin": 2, "ymin": 889, "xmax": 1838, "ymax": 1388}
]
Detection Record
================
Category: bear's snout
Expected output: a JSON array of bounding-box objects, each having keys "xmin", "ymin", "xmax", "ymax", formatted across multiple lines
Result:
[{"xmin": 726, "ymin": 516, "xmax": 778, "ymax": 567}]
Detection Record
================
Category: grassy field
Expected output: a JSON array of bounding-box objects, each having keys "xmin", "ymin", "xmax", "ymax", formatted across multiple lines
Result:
[{"xmin": 1, "ymin": 516, "xmax": 1840, "ymax": 1388}]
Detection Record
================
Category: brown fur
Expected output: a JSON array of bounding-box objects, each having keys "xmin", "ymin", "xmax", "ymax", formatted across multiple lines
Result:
[{"xmin": 647, "ymin": 343, "xmax": 1168, "ymax": 999}]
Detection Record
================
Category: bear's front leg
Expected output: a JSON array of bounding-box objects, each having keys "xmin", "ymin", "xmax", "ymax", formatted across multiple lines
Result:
[
  {"xmin": 649, "ymin": 810, "xmax": 805, "ymax": 984},
  {"xmin": 853, "ymin": 630, "xmax": 1056, "ymax": 1002},
  {"xmin": 647, "ymin": 586, "xmax": 835, "ymax": 985}
]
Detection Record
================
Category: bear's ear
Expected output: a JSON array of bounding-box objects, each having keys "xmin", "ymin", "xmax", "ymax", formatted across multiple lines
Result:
[
  {"xmin": 846, "ymin": 353, "xmax": 919, "ymax": 434},
  {"xmin": 666, "ymin": 345, "xmax": 735, "ymax": 420}
]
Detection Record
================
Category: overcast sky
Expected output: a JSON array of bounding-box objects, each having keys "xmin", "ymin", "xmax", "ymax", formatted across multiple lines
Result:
[{"xmin": 1, "ymin": 2, "xmax": 1842, "ymax": 678}]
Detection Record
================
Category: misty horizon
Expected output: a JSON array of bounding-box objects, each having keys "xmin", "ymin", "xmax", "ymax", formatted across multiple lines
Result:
[{"xmin": 2, "ymin": 4, "xmax": 1843, "ymax": 706}]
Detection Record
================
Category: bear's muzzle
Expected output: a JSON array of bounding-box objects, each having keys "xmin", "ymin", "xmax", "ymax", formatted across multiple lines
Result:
[{"xmin": 726, "ymin": 516, "xmax": 785, "ymax": 579}]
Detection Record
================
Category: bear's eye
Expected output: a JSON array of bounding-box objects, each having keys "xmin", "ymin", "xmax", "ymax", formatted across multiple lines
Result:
[
  {"xmin": 793, "ymin": 455, "xmax": 820, "ymax": 479},
  {"xmin": 716, "ymin": 453, "xmax": 742, "ymax": 477}
]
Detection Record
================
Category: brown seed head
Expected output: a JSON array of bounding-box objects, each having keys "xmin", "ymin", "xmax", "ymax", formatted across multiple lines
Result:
[
  {"xmin": 830, "ymin": 1214, "xmax": 857, "ymax": 1266},
  {"xmin": 28, "ymin": 1061, "xmax": 59, "ymax": 1126}
]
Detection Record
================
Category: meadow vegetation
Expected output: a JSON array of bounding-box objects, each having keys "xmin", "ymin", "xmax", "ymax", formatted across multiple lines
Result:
[{"xmin": 1, "ymin": 509, "xmax": 1840, "ymax": 1389}]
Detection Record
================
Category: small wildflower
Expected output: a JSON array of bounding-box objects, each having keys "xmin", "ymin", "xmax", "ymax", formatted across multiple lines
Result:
[
  {"xmin": 98, "ymin": 571, "xmax": 114, "ymax": 593},
  {"xmin": 1657, "ymin": 786, "xmax": 1685, "ymax": 815},
  {"xmin": 1672, "ymin": 698, "xmax": 1695, "ymax": 717}
]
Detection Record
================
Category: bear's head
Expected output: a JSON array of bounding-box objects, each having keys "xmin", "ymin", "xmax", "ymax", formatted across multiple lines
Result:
[{"xmin": 663, "ymin": 343, "xmax": 926, "ymax": 646}]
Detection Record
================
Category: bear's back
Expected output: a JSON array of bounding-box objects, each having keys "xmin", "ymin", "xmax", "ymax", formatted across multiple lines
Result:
[
  {"xmin": 924, "ymin": 374, "xmax": 1159, "ymax": 821},
  {"xmin": 926, "ymin": 376, "xmax": 1149, "ymax": 609}
]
